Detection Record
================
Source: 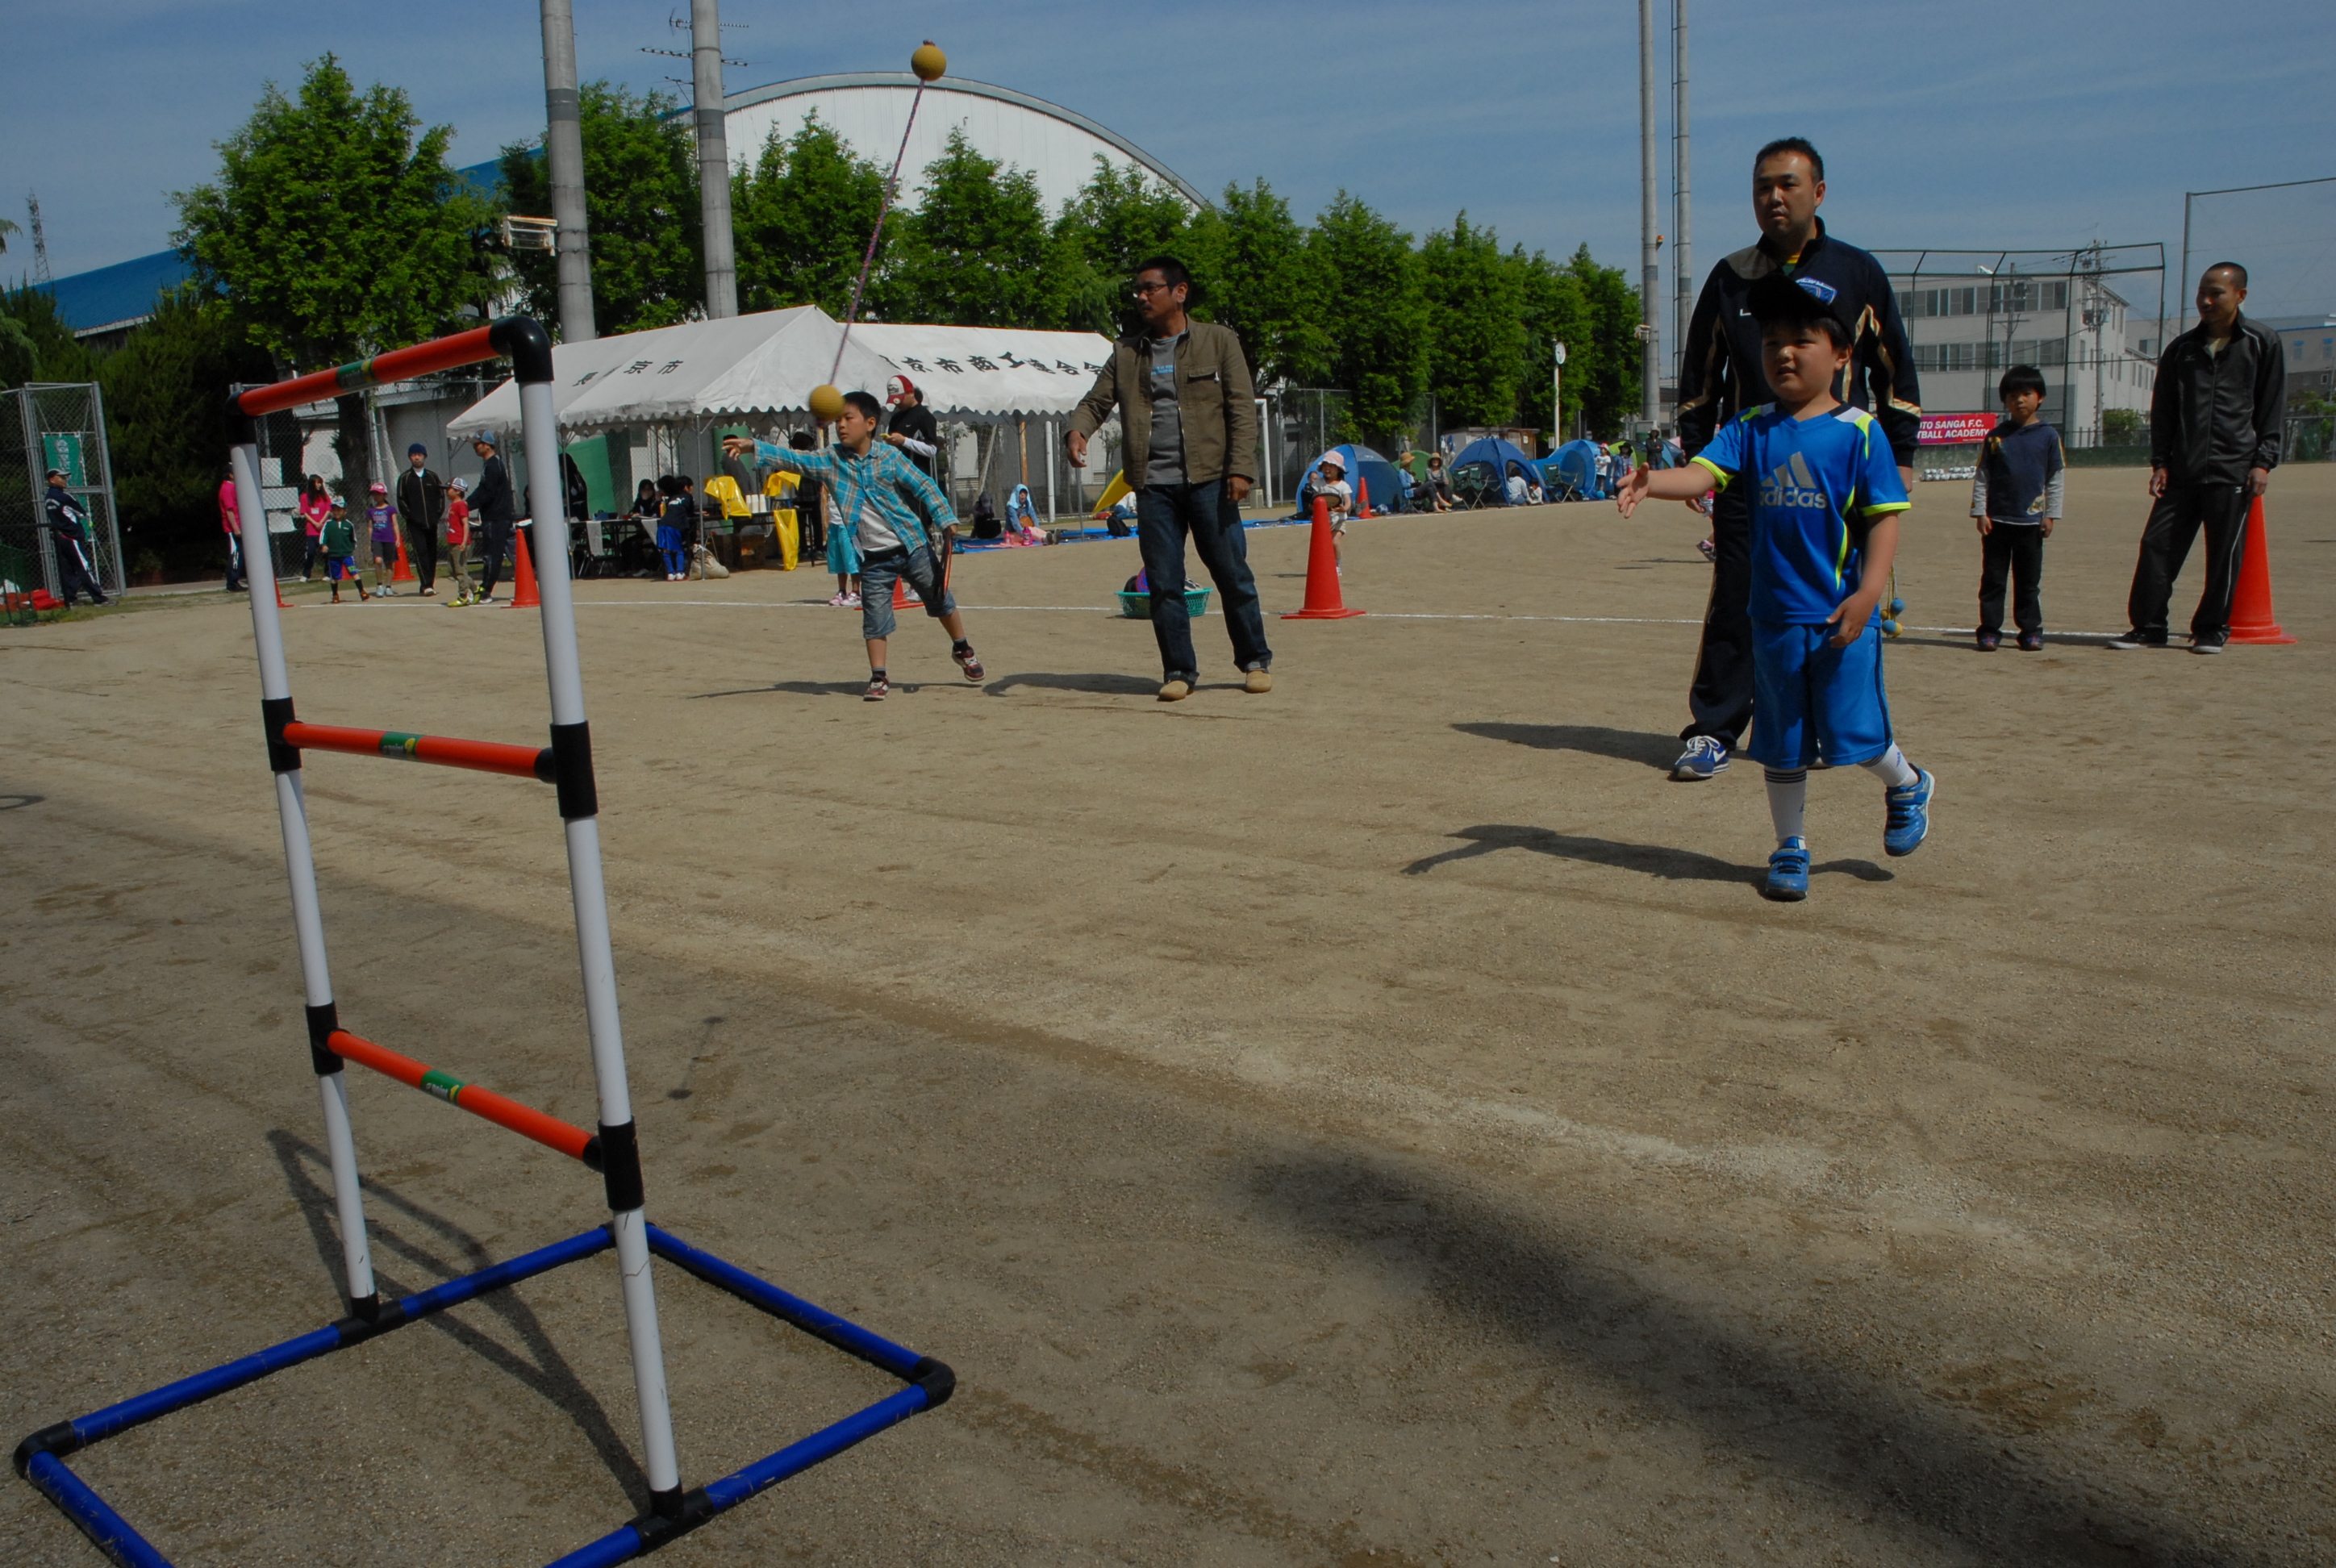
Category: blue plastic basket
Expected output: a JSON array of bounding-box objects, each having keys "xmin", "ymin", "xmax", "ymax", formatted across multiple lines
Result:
[{"xmin": 1116, "ymin": 587, "xmax": 1210, "ymax": 619}]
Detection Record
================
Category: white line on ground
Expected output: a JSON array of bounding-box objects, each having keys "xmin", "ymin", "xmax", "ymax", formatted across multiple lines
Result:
[{"xmin": 567, "ymin": 599, "xmax": 2129, "ymax": 640}]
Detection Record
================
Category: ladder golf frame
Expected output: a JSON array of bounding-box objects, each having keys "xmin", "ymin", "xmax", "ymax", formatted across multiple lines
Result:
[{"xmin": 11, "ymin": 317, "xmax": 951, "ymax": 1567}]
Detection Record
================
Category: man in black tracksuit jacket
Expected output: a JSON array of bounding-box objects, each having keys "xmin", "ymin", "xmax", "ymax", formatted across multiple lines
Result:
[
  {"xmin": 40, "ymin": 470, "xmax": 110, "ymax": 607},
  {"xmin": 1671, "ymin": 139, "xmax": 1921, "ymax": 778},
  {"xmin": 468, "ymin": 433, "xmax": 517, "ymax": 601},
  {"xmin": 2113, "ymin": 263, "xmax": 2284, "ymax": 653}
]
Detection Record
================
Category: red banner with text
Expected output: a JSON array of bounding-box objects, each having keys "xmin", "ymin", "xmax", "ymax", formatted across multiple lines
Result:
[{"xmin": 1918, "ymin": 412, "xmax": 1997, "ymax": 445}]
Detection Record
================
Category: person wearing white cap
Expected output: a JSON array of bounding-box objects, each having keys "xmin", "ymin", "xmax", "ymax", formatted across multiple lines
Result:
[{"xmin": 883, "ymin": 374, "xmax": 941, "ymax": 482}]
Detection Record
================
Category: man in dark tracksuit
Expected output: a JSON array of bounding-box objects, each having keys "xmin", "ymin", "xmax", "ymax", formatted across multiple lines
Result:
[
  {"xmin": 469, "ymin": 433, "xmax": 517, "ymax": 602},
  {"xmin": 1671, "ymin": 137, "xmax": 1921, "ymax": 780},
  {"xmin": 40, "ymin": 470, "xmax": 109, "ymax": 607},
  {"xmin": 394, "ymin": 443, "xmax": 446, "ymax": 597},
  {"xmin": 2112, "ymin": 263, "xmax": 2285, "ymax": 653}
]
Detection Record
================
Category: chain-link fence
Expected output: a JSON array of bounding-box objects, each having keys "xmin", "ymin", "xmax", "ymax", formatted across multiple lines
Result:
[
  {"xmin": 2288, "ymin": 412, "xmax": 2334, "ymax": 464},
  {"xmin": 2, "ymin": 383, "xmax": 126, "ymax": 598},
  {"xmin": 0, "ymin": 538, "xmax": 39, "ymax": 625},
  {"xmin": 1875, "ymin": 244, "xmax": 2167, "ymax": 452}
]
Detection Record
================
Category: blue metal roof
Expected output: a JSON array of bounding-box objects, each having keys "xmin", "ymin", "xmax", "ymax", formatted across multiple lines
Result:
[
  {"xmin": 41, "ymin": 156, "xmax": 511, "ymax": 336},
  {"xmin": 40, "ymin": 250, "xmax": 194, "ymax": 334}
]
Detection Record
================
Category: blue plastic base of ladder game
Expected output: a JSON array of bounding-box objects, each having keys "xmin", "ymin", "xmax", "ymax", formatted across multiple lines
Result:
[{"xmin": 13, "ymin": 1224, "xmax": 953, "ymax": 1568}]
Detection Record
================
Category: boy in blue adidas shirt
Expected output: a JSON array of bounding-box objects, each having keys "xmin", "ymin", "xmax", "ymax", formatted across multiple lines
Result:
[
  {"xmin": 1620, "ymin": 271, "xmax": 1936, "ymax": 901},
  {"xmin": 1968, "ymin": 365, "xmax": 2064, "ymax": 650}
]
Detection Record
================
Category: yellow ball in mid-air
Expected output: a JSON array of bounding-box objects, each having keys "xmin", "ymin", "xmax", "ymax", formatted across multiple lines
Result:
[
  {"xmin": 808, "ymin": 384, "xmax": 845, "ymax": 423},
  {"xmin": 911, "ymin": 41, "xmax": 946, "ymax": 82}
]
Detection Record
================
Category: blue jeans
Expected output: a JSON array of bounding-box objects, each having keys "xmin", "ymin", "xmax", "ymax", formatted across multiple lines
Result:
[
  {"xmin": 856, "ymin": 544, "xmax": 954, "ymax": 640},
  {"xmin": 1134, "ymin": 479, "xmax": 1270, "ymax": 682}
]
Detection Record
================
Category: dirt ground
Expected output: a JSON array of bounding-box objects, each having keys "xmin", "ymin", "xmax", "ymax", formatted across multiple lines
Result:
[{"xmin": 3, "ymin": 465, "xmax": 2333, "ymax": 1567}]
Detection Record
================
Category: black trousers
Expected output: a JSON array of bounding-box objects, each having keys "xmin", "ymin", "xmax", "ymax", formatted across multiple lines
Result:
[
  {"xmin": 1682, "ymin": 481, "xmax": 1754, "ymax": 748},
  {"xmin": 404, "ymin": 521, "xmax": 438, "ymax": 591},
  {"xmin": 479, "ymin": 519, "xmax": 515, "ymax": 595},
  {"xmin": 2128, "ymin": 481, "xmax": 2248, "ymax": 642},
  {"xmin": 55, "ymin": 536, "xmax": 107, "ymax": 606},
  {"xmin": 1978, "ymin": 524, "xmax": 2044, "ymax": 636}
]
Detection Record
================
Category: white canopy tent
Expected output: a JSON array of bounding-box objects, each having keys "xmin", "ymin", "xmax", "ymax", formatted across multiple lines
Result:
[
  {"xmin": 444, "ymin": 306, "xmax": 898, "ymax": 437},
  {"xmin": 445, "ymin": 309, "xmax": 1128, "ymax": 523}
]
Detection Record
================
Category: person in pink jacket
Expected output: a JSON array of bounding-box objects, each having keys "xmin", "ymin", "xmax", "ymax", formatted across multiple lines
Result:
[
  {"xmin": 219, "ymin": 470, "xmax": 247, "ymax": 592},
  {"xmin": 296, "ymin": 474, "xmax": 331, "ymax": 579}
]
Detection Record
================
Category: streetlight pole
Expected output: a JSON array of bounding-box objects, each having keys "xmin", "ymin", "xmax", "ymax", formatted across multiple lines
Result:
[
  {"xmin": 540, "ymin": 0, "xmax": 594, "ymax": 343},
  {"xmin": 692, "ymin": 0, "xmax": 738, "ymax": 319},
  {"xmin": 1637, "ymin": 0, "xmax": 1661, "ymax": 431},
  {"xmin": 1671, "ymin": 0, "xmax": 1691, "ymax": 389}
]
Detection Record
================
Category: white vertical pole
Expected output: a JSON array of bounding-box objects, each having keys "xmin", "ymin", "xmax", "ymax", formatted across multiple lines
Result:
[
  {"xmin": 232, "ymin": 437, "xmax": 377, "ymax": 1312},
  {"xmin": 540, "ymin": 0, "xmax": 596, "ymax": 344},
  {"xmin": 517, "ymin": 373, "xmax": 681, "ymax": 1503},
  {"xmin": 1045, "ymin": 419, "xmax": 1056, "ymax": 524},
  {"xmin": 1637, "ymin": 0, "xmax": 1662, "ymax": 431}
]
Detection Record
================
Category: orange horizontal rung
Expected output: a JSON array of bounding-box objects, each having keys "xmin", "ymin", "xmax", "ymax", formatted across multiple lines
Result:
[
  {"xmin": 327, "ymin": 1030, "xmax": 599, "ymax": 1167},
  {"xmin": 237, "ymin": 327, "xmax": 499, "ymax": 418},
  {"xmin": 283, "ymin": 722, "xmax": 552, "ymax": 782}
]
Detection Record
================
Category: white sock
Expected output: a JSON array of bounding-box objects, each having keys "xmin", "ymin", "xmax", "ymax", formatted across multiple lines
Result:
[
  {"xmin": 1764, "ymin": 768, "xmax": 1808, "ymax": 844},
  {"xmin": 1860, "ymin": 744, "xmax": 1919, "ymax": 790}
]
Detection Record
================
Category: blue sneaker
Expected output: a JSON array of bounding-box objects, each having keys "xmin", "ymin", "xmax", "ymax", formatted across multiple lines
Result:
[
  {"xmin": 1883, "ymin": 766, "xmax": 1935, "ymax": 857},
  {"xmin": 1764, "ymin": 838, "xmax": 1810, "ymax": 901},
  {"xmin": 1672, "ymin": 736, "xmax": 1729, "ymax": 781}
]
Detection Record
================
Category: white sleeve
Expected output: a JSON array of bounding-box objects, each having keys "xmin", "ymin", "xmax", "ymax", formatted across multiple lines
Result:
[
  {"xmin": 895, "ymin": 436, "xmax": 936, "ymax": 459},
  {"xmin": 1969, "ymin": 467, "xmax": 1988, "ymax": 518}
]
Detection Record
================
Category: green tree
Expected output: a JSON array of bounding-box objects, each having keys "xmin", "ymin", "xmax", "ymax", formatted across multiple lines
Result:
[
  {"xmin": 1537, "ymin": 244, "xmax": 1638, "ymax": 440},
  {"xmin": 1508, "ymin": 247, "xmax": 1591, "ymax": 441},
  {"xmin": 1183, "ymin": 179, "xmax": 1326, "ymax": 386},
  {"xmin": 97, "ymin": 286, "xmax": 274, "ymax": 573},
  {"xmin": 174, "ymin": 55, "xmax": 497, "ymax": 503},
  {"xmin": 1306, "ymin": 193, "xmax": 1427, "ymax": 446},
  {"xmin": 2101, "ymin": 406, "xmax": 2146, "ymax": 444},
  {"xmin": 879, "ymin": 130, "xmax": 1064, "ymax": 328},
  {"xmin": 1049, "ymin": 158, "xmax": 1192, "ymax": 334},
  {"xmin": 730, "ymin": 114, "xmax": 887, "ymax": 317},
  {"xmin": 0, "ymin": 286, "xmax": 96, "ymax": 389},
  {"xmin": 500, "ymin": 82, "xmax": 702, "ymax": 336},
  {"xmin": 1420, "ymin": 213, "xmax": 1525, "ymax": 429}
]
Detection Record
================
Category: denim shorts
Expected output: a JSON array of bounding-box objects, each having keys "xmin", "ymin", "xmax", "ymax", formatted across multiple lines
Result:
[
  {"xmin": 857, "ymin": 545, "xmax": 953, "ymax": 640},
  {"xmin": 1746, "ymin": 619, "xmax": 1892, "ymax": 769}
]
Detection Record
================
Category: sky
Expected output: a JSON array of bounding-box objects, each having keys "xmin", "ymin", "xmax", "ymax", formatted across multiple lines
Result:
[{"xmin": 8, "ymin": 0, "xmax": 2334, "ymax": 327}]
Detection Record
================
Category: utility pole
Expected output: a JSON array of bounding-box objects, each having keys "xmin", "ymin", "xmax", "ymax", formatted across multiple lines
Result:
[
  {"xmin": 26, "ymin": 194, "xmax": 52, "ymax": 287},
  {"xmin": 692, "ymin": 0, "xmax": 738, "ymax": 319},
  {"xmin": 1671, "ymin": 0, "xmax": 1692, "ymax": 386},
  {"xmin": 1637, "ymin": 0, "xmax": 1661, "ymax": 432},
  {"xmin": 540, "ymin": 0, "xmax": 595, "ymax": 342}
]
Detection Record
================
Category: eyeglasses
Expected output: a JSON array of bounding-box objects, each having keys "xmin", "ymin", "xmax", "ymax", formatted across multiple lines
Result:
[{"xmin": 1130, "ymin": 281, "xmax": 1176, "ymax": 298}]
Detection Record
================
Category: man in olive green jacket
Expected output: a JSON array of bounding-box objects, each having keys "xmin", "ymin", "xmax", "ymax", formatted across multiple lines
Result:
[{"xmin": 1068, "ymin": 256, "xmax": 1272, "ymax": 700}]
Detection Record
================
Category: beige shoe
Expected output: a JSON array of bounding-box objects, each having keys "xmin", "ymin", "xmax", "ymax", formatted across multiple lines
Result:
[
  {"xmin": 1158, "ymin": 678, "xmax": 1192, "ymax": 702},
  {"xmin": 1243, "ymin": 668, "xmax": 1273, "ymax": 694}
]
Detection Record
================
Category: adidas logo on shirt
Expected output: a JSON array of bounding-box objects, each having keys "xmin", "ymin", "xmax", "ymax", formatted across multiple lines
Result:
[{"xmin": 1757, "ymin": 450, "xmax": 1829, "ymax": 511}]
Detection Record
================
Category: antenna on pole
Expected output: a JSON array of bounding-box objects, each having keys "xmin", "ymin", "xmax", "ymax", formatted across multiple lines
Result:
[{"xmin": 27, "ymin": 193, "xmax": 53, "ymax": 287}]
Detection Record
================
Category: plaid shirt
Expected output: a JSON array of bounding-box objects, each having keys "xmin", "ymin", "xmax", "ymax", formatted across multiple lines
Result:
[{"xmin": 752, "ymin": 439, "xmax": 955, "ymax": 557}]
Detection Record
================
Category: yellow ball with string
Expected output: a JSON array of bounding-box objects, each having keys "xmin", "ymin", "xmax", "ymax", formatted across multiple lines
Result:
[{"xmin": 911, "ymin": 41, "xmax": 946, "ymax": 82}]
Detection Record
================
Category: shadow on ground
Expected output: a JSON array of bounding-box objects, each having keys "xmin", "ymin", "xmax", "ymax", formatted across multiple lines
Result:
[
  {"xmin": 265, "ymin": 1131, "xmax": 651, "ymax": 1508},
  {"xmin": 1454, "ymin": 722, "xmax": 1679, "ymax": 769},
  {"xmin": 1243, "ymin": 1150, "xmax": 2252, "ymax": 1568},
  {"xmin": 1401, "ymin": 824, "xmax": 1890, "ymax": 887},
  {"xmin": 985, "ymin": 671, "xmax": 1162, "ymax": 697}
]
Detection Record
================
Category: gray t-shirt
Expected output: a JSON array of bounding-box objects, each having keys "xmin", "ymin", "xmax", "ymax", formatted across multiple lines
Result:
[{"xmin": 1145, "ymin": 334, "xmax": 1187, "ymax": 486}]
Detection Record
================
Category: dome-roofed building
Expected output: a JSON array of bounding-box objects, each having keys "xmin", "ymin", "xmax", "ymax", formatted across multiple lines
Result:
[{"xmin": 722, "ymin": 73, "xmax": 1204, "ymax": 215}]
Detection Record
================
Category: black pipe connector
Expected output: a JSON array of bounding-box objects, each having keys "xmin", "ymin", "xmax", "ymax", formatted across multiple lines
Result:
[
  {"xmin": 262, "ymin": 696, "xmax": 301, "ymax": 774},
  {"xmin": 598, "ymin": 1120, "xmax": 645, "ymax": 1213},
  {"xmin": 549, "ymin": 721, "xmax": 598, "ymax": 819},
  {"xmin": 304, "ymin": 1001, "xmax": 342, "ymax": 1077},
  {"xmin": 487, "ymin": 316, "xmax": 555, "ymax": 386}
]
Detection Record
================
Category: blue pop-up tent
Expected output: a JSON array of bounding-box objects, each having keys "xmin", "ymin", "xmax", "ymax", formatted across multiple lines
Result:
[
  {"xmin": 1448, "ymin": 437, "xmax": 1544, "ymax": 507},
  {"xmin": 1295, "ymin": 443, "xmax": 1408, "ymax": 517},
  {"xmin": 1543, "ymin": 440, "xmax": 1604, "ymax": 500}
]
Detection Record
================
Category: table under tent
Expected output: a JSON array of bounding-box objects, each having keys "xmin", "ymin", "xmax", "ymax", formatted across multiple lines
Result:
[{"xmin": 446, "ymin": 307, "xmax": 1120, "ymax": 574}]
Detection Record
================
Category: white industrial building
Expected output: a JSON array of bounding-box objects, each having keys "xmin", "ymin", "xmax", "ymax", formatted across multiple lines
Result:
[{"xmin": 1888, "ymin": 265, "xmax": 2158, "ymax": 448}]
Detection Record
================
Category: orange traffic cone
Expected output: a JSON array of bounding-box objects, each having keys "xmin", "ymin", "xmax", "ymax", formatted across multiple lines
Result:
[
  {"xmin": 510, "ymin": 525, "xmax": 541, "ymax": 608},
  {"xmin": 889, "ymin": 540, "xmax": 952, "ymax": 610},
  {"xmin": 392, "ymin": 534, "xmax": 416, "ymax": 583},
  {"xmin": 1282, "ymin": 495, "xmax": 1364, "ymax": 620},
  {"xmin": 2227, "ymin": 496, "xmax": 2293, "ymax": 645},
  {"xmin": 1355, "ymin": 474, "xmax": 1370, "ymax": 519}
]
